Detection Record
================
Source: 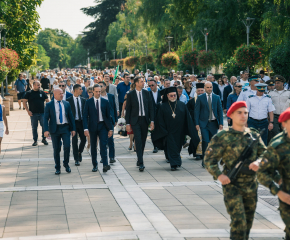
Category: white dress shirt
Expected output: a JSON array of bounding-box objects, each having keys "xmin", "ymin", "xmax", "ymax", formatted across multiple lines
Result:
[
  {"xmin": 54, "ymin": 99, "xmax": 68, "ymax": 124},
  {"xmin": 73, "ymin": 96, "xmax": 82, "ymax": 120},
  {"xmin": 151, "ymin": 90, "xmax": 158, "ymax": 104},
  {"xmin": 135, "ymin": 89, "xmax": 145, "ymax": 116},
  {"xmin": 94, "ymin": 97, "xmax": 104, "ymax": 121},
  {"xmin": 63, "ymin": 91, "xmax": 67, "ymax": 101},
  {"xmin": 206, "ymin": 93, "xmax": 216, "ymax": 120}
]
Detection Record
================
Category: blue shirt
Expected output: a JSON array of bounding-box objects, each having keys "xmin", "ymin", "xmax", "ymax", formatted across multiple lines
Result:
[
  {"xmin": 117, "ymin": 82, "xmax": 131, "ymax": 103},
  {"xmin": 179, "ymin": 94, "xmax": 188, "ymax": 104},
  {"xmin": 14, "ymin": 79, "xmax": 27, "ymax": 93},
  {"xmin": 246, "ymin": 94, "xmax": 276, "ymax": 120},
  {"xmin": 182, "ymin": 89, "xmax": 189, "ymax": 101},
  {"xmin": 226, "ymin": 93, "xmax": 239, "ymax": 111}
]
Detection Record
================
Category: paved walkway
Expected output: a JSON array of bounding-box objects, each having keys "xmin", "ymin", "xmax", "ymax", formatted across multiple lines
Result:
[{"xmin": 0, "ymin": 104, "xmax": 285, "ymax": 239}]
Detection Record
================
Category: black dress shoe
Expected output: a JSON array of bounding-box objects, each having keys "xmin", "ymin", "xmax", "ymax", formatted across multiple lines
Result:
[
  {"xmin": 171, "ymin": 167, "xmax": 177, "ymax": 171},
  {"xmin": 136, "ymin": 161, "xmax": 140, "ymax": 167},
  {"xmin": 78, "ymin": 153, "xmax": 82, "ymax": 162},
  {"xmin": 55, "ymin": 170, "xmax": 61, "ymax": 175},
  {"xmin": 103, "ymin": 165, "xmax": 111, "ymax": 173},
  {"xmin": 65, "ymin": 166, "xmax": 71, "ymax": 173},
  {"xmin": 42, "ymin": 139, "xmax": 48, "ymax": 145},
  {"xmin": 153, "ymin": 147, "xmax": 158, "ymax": 153},
  {"xmin": 166, "ymin": 159, "xmax": 170, "ymax": 163},
  {"xmin": 100, "ymin": 160, "xmax": 103, "ymax": 163},
  {"xmin": 194, "ymin": 155, "xmax": 202, "ymax": 160},
  {"xmin": 128, "ymin": 147, "xmax": 132, "ymax": 150},
  {"xmin": 75, "ymin": 161, "xmax": 80, "ymax": 166},
  {"xmin": 92, "ymin": 167, "xmax": 98, "ymax": 172},
  {"xmin": 110, "ymin": 158, "xmax": 116, "ymax": 163},
  {"xmin": 32, "ymin": 141, "xmax": 38, "ymax": 146},
  {"xmin": 139, "ymin": 165, "xmax": 145, "ymax": 172},
  {"xmin": 134, "ymin": 149, "xmax": 136, "ymax": 152}
]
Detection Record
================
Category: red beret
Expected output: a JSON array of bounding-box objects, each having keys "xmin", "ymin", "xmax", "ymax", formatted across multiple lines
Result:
[
  {"xmin": 227, "ymin": 101, "xmax": 247, "ymax": 117},
  {"xmin": 278, "ymin": 108, "xmax": 290, "ymax": 123}
]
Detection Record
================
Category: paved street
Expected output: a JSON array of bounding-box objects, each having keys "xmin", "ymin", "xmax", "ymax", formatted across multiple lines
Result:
[{"xmin": 0, "ymin": 104, "xmax": 285, "ymax": 240}]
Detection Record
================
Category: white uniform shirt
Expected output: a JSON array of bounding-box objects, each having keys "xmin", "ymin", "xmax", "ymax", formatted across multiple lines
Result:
[
  {"xmin": 237, "ymin": 88, "xmax": 257, "ymax": 102},
  {"xmin": 94, "ymin": 97, "xmax": 104, "ymax": 121},
  {"xmin": 268, "ymin": 89, "xmax": 290, "ymax": 115},
  {"xmin": 246, "ymin": 94, "xmax": 275, "ymax": 120},
  {"xmin": 54, "ymin": 99, "xmax": 68, "ymax": 124}
]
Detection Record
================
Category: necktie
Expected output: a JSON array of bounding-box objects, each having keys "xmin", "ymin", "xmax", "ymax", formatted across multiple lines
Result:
[
  {"xmin": 77, "ymin": 97, "xmax": 82, "ymax": 120},
  {"xmin": 57, "ymin": 101, "xmax": 63, "ymax": 124},
  {"xmin": 208, "ymin": 95, "xmax": 213, "ymax": 120},
  {"xmin": 139, "ymin": 92, "xmax": 144, "ymax": 116},
  {"xmin": 96, "ymin": 99, "xmax": 100, "ymax": 123}
]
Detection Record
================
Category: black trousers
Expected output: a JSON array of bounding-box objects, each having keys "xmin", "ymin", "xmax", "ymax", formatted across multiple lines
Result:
[
  {"xmin": 72, "ymin": 120, "xmax": 86, "ymax": 161},
  {"xmin": 131, "ymin": 117, "xmax": 148, "ymax": 165}
]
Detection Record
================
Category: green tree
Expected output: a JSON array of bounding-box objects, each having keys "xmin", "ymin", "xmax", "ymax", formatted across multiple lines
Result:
[
  {"xmin": 81, "ymin": 0, "xmax": 123, "ymax": 58},
  {"xmin": 69, "ymin": 36, "xmax": 88, "ymax": 67},
  {"xmin": 0, "ymin": 0, "xmax": 44, "ymax": 70},
  {"xmin": 36, "ymin": 45, "xmax": 50, "ymax": 70}
]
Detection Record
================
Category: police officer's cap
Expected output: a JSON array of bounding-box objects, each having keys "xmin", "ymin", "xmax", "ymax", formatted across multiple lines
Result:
[
  {"xmin": 274, "ymin": 75, "xmax": 286, "ymax": 83},
  {"xmin": 248, "ymin": 75, "xmax": 261, "ymax": 82},
  {"xmin": 266, "ymin": 80, "xmax": 275, "ymax": 86},
  {"xmin": 255, "ymin": 83, "xmax": 267, "ymax": 90}
]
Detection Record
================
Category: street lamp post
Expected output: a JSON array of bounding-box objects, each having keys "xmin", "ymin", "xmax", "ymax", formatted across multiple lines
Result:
[
  {"xmin": 128, "ymin": 45, "xmax": 131, "ymax": 56},
  {"xmin": 104, "ymin": 51, "xmax": 107, "ymax": 61},
  {"xmin": 242, "ymin": 17, "xmax": 255, "ymax": 71},
  {"xmin": 112, "ymin": 50, "xmax": 116, "ymax": 59},
  {"xmin": 120, "ymin": 48, "xmax": 123, "ymax": 59},
  {"xmin": 97, "ymin": 54, "xmax": 100, "ymax": 60},
  {"xmin": 145, "ymin": 44, "xmax": 148, "ymax": 71},
  {"xmin": 0, "ymin": 23, "xmax": 6, "ymax": 99},
  {"xmin": 201, "ymin": 28, "xmax": 208, "ymax": 52},
  {"xmin": 165, "ymin": 36, "xmax": 173, "ymax": 52},
  {"xmin": 87, "ymin": 49, "xmax": 90, "ymax": 68},
  {"xmin": 189, "ymin": 29, "xmax": 195, "ymax": 74},
  {"xmin": 3, "ymin": 30, "xmax": 9, "ymax": 95},
  {"xmin": 133, "ymin": 46, "xmax": 135, "ymax": 57}
]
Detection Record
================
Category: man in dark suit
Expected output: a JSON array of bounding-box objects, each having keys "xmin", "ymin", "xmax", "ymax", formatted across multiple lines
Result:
[
  {"xmin": 195, "ymin": 81, "xmax": 223, "ymax": 167},
  {"xmin": 207, "ymin": 75, "xmax": 221, "ymax": 98},
  {"xmin": 44, "ymin": 88, "xmax": 76, "ymax": 174},
  {"xmin": 100, "ymin": 81, "xmax": 117, "ymax": 163},
  {"xmin": 51, "ymin": 81, "xmax": 73, "ymax": 101},
  {"xmin": 81, "ymin": 78, "xmax": 90, "ymax": 99},
  {"xmin": 67, "ymin": 84, "xmax": 87, "ymax": 166},
  {"xmin": 83, "ymin": 84, "xmax": 113, "ymax": 173},
  {"xmin": 223, "ymin": 76, "xmax": 237, "ymax": 111},
  {"xmin": 148, "ymin": 79, "xmax": 161, "ymax": 153},
  {"xmin": 126, "ymin": 77, "xmax": 154, "ymax": 172}
]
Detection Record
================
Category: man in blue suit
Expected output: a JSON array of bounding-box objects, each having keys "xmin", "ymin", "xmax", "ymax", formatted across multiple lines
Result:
[
  {"xmin": 81, "ymin": 78, "xmax": 90, "ymax": 99},
  {"xmin": 44, "ymin": 88, "xmax": 76, "ymax": 174},
  {"xmin": 194, "ymin": 81, "xmax": 223, "ymax": 167},
  {"xmin": 100, "ymin": 81, "xmax": 117, "ymax": 163},
  {"xmin": 83, "ymin": 84, "xmax": 113, "ymax": 173},
  {"xmin": 51, "ymin": 81, "xmax": 73, "ymax": 101}
]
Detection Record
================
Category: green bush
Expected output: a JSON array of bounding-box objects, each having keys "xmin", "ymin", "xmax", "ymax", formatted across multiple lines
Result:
[{"xmin": 270, "ymin": 41, "xmax": 290, "ymax": 81}]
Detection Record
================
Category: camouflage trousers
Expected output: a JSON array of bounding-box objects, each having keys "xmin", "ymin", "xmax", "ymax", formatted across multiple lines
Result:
[
  {"xmin": 222, "ymin": 180, "xmax": 258, "ymax": 240},
  {"xmin": 279, "ymin": 200, "xmax": 290, "ymax": 239}
]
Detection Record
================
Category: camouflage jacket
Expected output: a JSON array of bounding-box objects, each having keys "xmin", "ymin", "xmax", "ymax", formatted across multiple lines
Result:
[
  {"xmin": 258, "ymin": 131, "xmax": 290, "ymax": 195},
  {"xmin": 204, "ymin": 127, "xmax": 266, "ymax": 180}
]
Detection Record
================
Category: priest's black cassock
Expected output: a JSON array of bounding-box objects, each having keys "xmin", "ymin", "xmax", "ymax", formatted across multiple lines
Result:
[{"xmin": 153, "ymin": 88, "xmax": 199, "ymax": 169}]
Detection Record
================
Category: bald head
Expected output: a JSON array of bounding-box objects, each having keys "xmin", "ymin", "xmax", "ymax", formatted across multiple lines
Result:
[
  {"xmin": 204, "ymin": 81, "xmax": 213, "ymax": 94},
  {"xmin": 33, "ymin": 80, "xmax": 41, "ymax": 91},
  {"xmin": 230, "ymin": 76, "xmax": 237, "ymax": 85},
  {"xmin": 54, "ymin": 88, "xmax": 64, "ymax": 101}
]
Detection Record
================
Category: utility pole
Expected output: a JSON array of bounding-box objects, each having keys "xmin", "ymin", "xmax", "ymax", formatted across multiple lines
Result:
[
  {"xmin": 165, "ymin": 36, "xmax": 173, "ymax": 52},
  {"xmin": 242, "ymin": 17, "xmax": 255, "ymax": 72}
]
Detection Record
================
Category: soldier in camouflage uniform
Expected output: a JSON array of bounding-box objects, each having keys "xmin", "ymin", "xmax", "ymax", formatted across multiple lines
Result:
[
  {"xmin": 204, "ymin": 101, "xmax": 266, "ymax": 240},
  {"xmin": 258, "ymin": 107, "xmax": 290, "ymax": 240}
]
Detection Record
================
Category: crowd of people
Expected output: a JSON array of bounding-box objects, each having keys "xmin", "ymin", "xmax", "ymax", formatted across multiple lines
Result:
[{"xmin": 10, "ymin": 67, "xmax": 290, "ymax": 172}]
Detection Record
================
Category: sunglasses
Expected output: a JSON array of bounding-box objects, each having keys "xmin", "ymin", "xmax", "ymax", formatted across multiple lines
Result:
[
  {"xmin": 59, "ymin": 85, "xmax": 65, "ymax": 87},
  {"xmin": 235, "ymin": 85, "xmax": 242, "ymax": 88},
  {"xmin": 148, "ymin": 85, "xmax": 154, "ymax": 87},
  {"xmin": 169, "ymin": 94, "xmax": 177, "ymax": 97}
]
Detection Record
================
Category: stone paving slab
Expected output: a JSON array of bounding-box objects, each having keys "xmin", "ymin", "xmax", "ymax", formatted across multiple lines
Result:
[{"xmin": 0, "ymin": 105, "xmax": 284, "ymax": 239}]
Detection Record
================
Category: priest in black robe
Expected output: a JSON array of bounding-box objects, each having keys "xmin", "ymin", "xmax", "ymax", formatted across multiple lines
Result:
[
  {"xmin": 153, "ymin": 87, "xmax": 200, "ymax": 171},
  {"xmin": 187, "ymin": 83, "xmax": 205, "ymax": 160}
]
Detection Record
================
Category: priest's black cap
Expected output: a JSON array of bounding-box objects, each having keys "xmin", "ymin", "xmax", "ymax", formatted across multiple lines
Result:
[
  {"xmin": 196, "ymin": 83, "xmax": 205, "ymax": 89},
  {"xmin": 162, "ymin": 87, "xmax": 179, "ymax": 103}
]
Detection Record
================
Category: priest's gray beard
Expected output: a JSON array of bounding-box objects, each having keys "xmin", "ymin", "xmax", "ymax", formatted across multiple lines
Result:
[{"xmin": 169, "ymin": 98, "xmax": 177, "ymax": 102}]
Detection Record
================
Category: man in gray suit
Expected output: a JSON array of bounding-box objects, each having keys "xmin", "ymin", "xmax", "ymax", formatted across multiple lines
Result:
[
  {"xmin": 104, "ymin": 73, "xmax": 119, "ymax": 116},
  {"xmin": 194, "ymin": 81, "xmax": 223, "ymax": 167}
]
